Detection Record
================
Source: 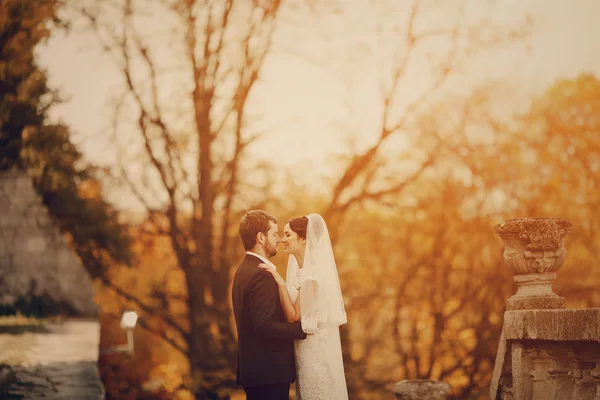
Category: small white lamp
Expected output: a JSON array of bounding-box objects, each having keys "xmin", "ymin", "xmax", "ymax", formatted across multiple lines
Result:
[
  {"xmin": 120, "ymin": 311, "xmax": 138, "ymax": 330},
  {"xmin": 101, "ymin": 310, "xmax": 138, "ymax": 355}
]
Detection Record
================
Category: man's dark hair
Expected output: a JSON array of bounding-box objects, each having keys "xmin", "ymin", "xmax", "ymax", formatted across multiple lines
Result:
[{"xmin": 239, "ymin": 210, "xmax": 277, "ymax": 251}]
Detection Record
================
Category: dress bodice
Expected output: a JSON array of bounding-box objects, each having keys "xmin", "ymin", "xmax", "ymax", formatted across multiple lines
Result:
[{"xmin": 285, "ymin": 267, "xmax": 348, "ymax": 400}]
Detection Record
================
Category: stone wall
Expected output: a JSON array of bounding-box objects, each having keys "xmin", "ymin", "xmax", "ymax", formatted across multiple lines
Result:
[{"xmin": 0, "ymin": 170, "xmax": 97, "ymax": 317}]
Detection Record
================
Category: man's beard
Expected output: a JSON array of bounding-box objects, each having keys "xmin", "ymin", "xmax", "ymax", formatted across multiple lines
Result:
[{"xmin": 265, "ymin": 241, "xmax": 277, "ymax": 258}]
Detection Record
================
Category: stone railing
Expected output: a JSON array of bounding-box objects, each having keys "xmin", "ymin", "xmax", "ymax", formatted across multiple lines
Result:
[{"xmin": 490, "ymin": 218, "xmax": 600, "ymax": 400}]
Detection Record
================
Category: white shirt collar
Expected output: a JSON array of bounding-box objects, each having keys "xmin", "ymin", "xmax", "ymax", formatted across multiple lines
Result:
[{"xmin": 246, "ymin": 251, "xmax": 277, "ymax": 271}]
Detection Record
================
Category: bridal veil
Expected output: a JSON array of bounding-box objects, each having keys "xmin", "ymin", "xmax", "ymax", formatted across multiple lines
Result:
[{"xmin": 285, "ymin": 213, "xmax": 348, "ymax": 400}]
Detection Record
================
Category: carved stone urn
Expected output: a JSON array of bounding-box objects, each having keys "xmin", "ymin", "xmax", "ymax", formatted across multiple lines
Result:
[
  {"xmin": 392, "ymin": 380, "xmax": 450, "ymax": 400},
  {"xmin": 495, "ymin": 218, "xmax": 572, "ymax": 310}
]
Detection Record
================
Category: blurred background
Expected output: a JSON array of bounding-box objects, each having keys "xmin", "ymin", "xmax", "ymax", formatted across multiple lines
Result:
[{"xmin": 1, "ymin": 0, "xmax": 599, "ymax": 399}]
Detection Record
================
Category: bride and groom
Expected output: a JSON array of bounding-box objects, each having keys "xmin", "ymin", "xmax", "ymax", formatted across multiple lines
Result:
[{"xmin": 232, "ymin": 210, "xmax": 348, "ymax": 400}]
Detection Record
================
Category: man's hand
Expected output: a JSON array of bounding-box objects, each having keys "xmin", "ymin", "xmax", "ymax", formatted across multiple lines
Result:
[{"xmin": 258, "ymin": 263, "xmax": 286, "ymax": 287}]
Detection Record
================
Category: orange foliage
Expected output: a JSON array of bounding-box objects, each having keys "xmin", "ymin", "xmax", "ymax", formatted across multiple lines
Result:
[
  {"xmin": 95, "ymin": 74, "xmax": 600, "ymax": 399},
  {"xmin": 96, "ymin": 223, "xmax": 191, "ymax": 399}
]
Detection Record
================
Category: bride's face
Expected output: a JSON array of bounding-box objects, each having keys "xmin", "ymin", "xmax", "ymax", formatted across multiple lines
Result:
[{"xmin": 281, "ymin": 223, "xmax": 306, "ymax": 256}]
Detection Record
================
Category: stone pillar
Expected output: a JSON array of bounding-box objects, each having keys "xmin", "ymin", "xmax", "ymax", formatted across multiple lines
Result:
[
  {"xmin": 392, "ymin": 380, "xmax": 450, "ymax": 400},
  {"xmin": 494, "ymin": 217, "xmax": 571, "ymax": 310},
  {"xmin": 490, "ymin": 217, "xmax": 600, "ymax": 400}
]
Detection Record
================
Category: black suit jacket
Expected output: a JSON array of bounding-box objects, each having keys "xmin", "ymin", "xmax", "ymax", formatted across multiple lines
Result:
[{"xmin": 232, "ymin": 253, "xmax": 307, "ymax": 387}]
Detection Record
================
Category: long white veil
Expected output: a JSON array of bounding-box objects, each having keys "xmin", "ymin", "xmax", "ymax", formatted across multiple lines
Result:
[{"xmin": 285, "ymin": 213, "xmax": 348, "ymax": 399}]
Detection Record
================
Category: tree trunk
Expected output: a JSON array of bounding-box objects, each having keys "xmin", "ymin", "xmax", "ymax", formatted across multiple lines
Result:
[{"xmin": 186, "ymin": 266, "xmax": 233, "ymax": 399}]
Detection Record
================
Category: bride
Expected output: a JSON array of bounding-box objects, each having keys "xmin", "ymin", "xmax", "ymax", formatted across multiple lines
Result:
[{"xmin": 259, "ymin": 213, "xmax": 348, "ymax": 400}]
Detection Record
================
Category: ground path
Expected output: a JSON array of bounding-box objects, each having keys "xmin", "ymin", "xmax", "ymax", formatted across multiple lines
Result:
[{"xmin": 0, "ymin": 318, "xmax": 104, "ymax": 399}]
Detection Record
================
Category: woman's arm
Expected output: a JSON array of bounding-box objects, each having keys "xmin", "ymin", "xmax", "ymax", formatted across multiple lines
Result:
[
  {"xmin": 276, "ymin": 281, "xmax": 301, "ymax": 323},
  {"xmin": 259, "ymin": 264, "xmax": 301, "ymax": 323},
  {"xmin": 249, "ymin": 272, "xmax": 306, "ymax": 339}
]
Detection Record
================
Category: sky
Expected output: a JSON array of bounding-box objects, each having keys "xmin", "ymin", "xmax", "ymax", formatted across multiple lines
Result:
[{"xmin": 36, "ymin": 0, "xmax": 600, "ymax": 209}]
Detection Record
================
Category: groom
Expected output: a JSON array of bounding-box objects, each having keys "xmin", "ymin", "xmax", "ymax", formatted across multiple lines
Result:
[{"xmin": 232, "ymin": 210, "xmax": 307, "ymax": 400}]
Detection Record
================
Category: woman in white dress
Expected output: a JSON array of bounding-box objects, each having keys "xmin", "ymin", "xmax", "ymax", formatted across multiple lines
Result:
[{"xmin": 259, "ymin": 213, "xmax": 349, "ymax": 400}]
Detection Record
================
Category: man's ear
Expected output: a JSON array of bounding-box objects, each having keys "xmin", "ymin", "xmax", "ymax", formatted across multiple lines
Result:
[{"xmin": 256, "ymin": 232, "xmax": 264, "ymax": 245}]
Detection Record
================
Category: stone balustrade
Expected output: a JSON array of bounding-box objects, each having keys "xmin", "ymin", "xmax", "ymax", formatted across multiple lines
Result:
[{"xmin": 490, "ymin": 218, "xmax": 600, "ymax": 400}]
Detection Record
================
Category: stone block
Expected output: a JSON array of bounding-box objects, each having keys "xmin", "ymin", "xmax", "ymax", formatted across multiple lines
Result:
[
  {"xmin": 507, "ymin": 295, "xmax": 566, "ymax": 311},
  {"xmin": 504, "ymin": 309, "xmax": 600, "ymax": 341},
  {"xmin": 393, "ymin": 380, "xmax": 450, "ymax": 400}
]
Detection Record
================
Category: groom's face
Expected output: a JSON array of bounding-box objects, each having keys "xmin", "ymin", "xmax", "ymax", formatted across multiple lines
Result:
[{"xmin": 263, "ymin": 221, "xmax": 280, "ymax": 258}]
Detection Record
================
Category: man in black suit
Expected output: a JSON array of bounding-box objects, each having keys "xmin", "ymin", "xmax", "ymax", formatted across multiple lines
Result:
[{"xmin": 232, "ymin": 210, "xmax": 307, "ymax": 400}]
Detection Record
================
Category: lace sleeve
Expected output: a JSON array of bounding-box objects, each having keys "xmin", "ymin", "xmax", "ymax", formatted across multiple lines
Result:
[{"xmin": 299, "ymin": 269, "xmax": 321, "ymax": 334}]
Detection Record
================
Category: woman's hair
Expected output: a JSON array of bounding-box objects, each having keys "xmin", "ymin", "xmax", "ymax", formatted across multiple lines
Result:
[{"xmin": 288, "ymin": 216, "xmax": 309, "ymax": 239}]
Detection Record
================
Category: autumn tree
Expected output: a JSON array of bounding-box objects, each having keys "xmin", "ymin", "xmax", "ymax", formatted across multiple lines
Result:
[
  {"xmin": 338, "ymin": 74, "xmax": 600, "ymax": 398},
  {"xmin": 510, "ymin": 74, "xmax": 600, "ymax": 305},
  {"xmin": 72, "ymin": 0, "xmax": 287, "ymax": 397},
  {"xmin": 0, "ymin": 0, "xmax": 131, "ymax": 315},
  {"xmin": 289, "ymin": 1, "xmax": 532, "ymax": 394},
  {"xmin": 444, "ymin": 74, "xmax": 600, "ymax": 307},
  {"xmin": 65, "ymin": 0, "xmax": 537, "ymax": 396}
]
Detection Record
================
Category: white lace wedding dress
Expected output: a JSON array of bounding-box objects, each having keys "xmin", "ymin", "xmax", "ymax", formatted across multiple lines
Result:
[{"xmin": 287, "ymin": 268, "xmax": 348, "ymax": 400}]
